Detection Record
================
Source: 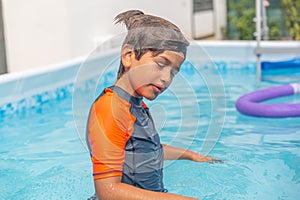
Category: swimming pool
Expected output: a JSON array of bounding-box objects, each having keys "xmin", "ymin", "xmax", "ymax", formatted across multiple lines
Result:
[{"xmin": 0, "ymin": 41, "xmax": 299, "ymax": 199}]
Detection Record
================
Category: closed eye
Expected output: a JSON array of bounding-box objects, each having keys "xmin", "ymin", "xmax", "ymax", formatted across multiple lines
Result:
[
  {"xmin": 156, "ymin": 61, "xmax": 180, "ymax": 77},
  {"xmin": 156, "ymin": 62, "xmax": 166, "ymax": 69}
]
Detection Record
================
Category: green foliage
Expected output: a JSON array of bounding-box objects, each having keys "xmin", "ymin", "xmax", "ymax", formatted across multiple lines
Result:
[
  {"xmin": 281, "ymin": 0, "xmax": 300, "ymax": 40},
  {"xmin": 225, "ymin": 0, "xmax": 292, "ymax": 40},
  {"xmin": 268, "ymin": 19, "xmax": 281, "ymax": 40},
  {"xmin": 226, "ymin": 0, "xmax": 256, "ymax": 40}
]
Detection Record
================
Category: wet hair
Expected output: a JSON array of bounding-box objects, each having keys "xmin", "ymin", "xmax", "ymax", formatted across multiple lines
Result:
[{"xmin": 114, "ymin": 10, "xmax": 189, "ymax": 79}]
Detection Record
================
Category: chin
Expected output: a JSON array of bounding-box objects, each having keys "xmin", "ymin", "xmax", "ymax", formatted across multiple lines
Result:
[
  {"xmin": 136, "ymin": 87, "xmax": 159, "ymax": 101},
  {"xmin": 145, "ymin": 96, "xmax": 157, "ymax": 101},
  {"xmin": 144, "ymin": 93, "xmax": 158, "ymax": 101}
]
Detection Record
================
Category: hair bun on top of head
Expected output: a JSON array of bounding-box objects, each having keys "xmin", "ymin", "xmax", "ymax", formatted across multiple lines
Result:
[
  {"xmin": 114, "ymin": 9, "xmax": 183, "ymax": 32},
  {"xmin": 114, "ymin": 10, "xmax": 145, "ymax": 30}
]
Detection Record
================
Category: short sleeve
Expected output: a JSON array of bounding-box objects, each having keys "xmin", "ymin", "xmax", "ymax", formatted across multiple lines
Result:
[{"xmin": 87, "ymin": 89, "xmax": 135, "ymax": 180}]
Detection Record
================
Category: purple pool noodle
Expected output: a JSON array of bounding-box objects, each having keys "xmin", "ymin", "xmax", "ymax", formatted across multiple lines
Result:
[{"xmin": 236, "ymin": 83, "xmax": 300, "ymax": 118}]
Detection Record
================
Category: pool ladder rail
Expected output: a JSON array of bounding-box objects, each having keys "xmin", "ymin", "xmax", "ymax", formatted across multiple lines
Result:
[{"xmin": 254, "ymin": 0, "xmax": 300, "ymax": 79}]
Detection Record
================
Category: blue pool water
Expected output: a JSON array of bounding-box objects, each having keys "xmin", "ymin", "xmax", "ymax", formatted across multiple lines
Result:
[{"xmin": 0, "ymin": 60, "xmax": 300, "ymax": 199}]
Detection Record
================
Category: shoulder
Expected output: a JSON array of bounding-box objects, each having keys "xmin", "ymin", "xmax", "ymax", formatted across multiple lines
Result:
[{"xmin": 91, "ymin": 88, "xmax": 136, "ymax": 132}]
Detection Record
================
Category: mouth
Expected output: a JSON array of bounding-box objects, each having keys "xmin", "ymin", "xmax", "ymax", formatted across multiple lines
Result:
[{"xmin": 151, "ymin": 84, "xmax": 166, "ymax": 94}]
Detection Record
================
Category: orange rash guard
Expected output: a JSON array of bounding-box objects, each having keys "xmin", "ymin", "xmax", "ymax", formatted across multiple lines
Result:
[{"xmin": 86, "ymin": 86, "xmax": 165, "ymax": 192}]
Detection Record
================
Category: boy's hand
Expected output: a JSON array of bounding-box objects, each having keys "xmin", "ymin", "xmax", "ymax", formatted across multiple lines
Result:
[
  {"xmin": 162, "ymin": 144, "xmax": 223, "ymax": 164},
  {"xmin": 189, "ymin": 151, "xmax": 223, "ymax": 164}
]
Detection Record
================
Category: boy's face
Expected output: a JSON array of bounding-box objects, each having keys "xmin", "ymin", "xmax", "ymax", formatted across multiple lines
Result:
[{"xmin": 125, "ymin": 50, "xmax": 185, "ymax": 100}]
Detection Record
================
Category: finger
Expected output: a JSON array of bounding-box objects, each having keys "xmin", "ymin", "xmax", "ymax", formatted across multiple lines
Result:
[{"xmin": 208, "ymin": 158, "xmax": 224, "ymax": 164}]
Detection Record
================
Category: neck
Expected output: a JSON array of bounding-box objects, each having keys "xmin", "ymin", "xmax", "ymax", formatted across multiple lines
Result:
[{"xmin": 114, "ymin": 74, "xmax": 140, "ymax": 98}]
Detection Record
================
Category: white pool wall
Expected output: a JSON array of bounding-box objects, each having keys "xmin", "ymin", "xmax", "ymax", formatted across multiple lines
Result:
[{"xmin": 2, "ymin": 0, "xmax": 226, "ymax": 73}]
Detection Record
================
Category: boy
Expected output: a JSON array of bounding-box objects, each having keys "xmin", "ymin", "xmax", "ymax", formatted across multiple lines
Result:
[{"xmin": 87, "ymin": 10, "xmax": 220, "ymax": 200}]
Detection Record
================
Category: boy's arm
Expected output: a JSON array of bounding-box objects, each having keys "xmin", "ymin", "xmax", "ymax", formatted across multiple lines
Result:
[
  {"xmin": 162, "ymin": 144, "xmax": 222, "ymax": 163},
  {"xmin": 94, "ymin": 176, "xmax": 198, "ymax": 200}
]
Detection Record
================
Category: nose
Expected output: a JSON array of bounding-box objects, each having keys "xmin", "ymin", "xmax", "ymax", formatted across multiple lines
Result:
[{"xmin": 160, "ymin": 67, "xmax": 172, "ymax": 86}]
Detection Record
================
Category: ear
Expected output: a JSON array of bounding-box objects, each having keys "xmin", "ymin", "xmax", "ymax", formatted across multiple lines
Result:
[{"xmin": 121, "ymin": 44, "xmax": 135, "ymax": 70}]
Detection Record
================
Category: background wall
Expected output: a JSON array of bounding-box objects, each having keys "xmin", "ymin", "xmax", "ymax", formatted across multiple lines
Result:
[
  {"xmin": 0, "ymin": 0, "xmax": 7, "ymax": 74},
  {"xmin": 1, "ymin": 0, "xmax": 226, "ymax": 73}
]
